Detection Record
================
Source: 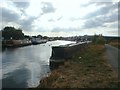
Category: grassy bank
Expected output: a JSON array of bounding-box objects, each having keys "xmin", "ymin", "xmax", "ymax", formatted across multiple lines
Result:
[
  {"xmin": 37, "ymin": 44, "xmax": 119, "ymax": 88},
  {"xmin": 109, "ymin": 40, "xmax": 120, "ymax": 49}
]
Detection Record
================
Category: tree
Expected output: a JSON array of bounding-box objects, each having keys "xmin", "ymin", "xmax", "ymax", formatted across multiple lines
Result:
[
  {"xmin": 92, "ymin": 34, "xmax": 106, "ymax": 45},
  {"xmin": 37, "ymin": 34, "xmax": 43, "ymax": 39},
  {"xmin": 2, "ymin": 26, "xmax": 24, "ymax": 40},
  {"xmin": 43, "ymin": 36, "xmax": 48, "ymax": 39}
]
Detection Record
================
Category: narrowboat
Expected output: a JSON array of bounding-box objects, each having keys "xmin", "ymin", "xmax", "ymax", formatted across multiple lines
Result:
[{"xmin": 50, "ymin": 41, "xmax": 91, "ymax": 70}]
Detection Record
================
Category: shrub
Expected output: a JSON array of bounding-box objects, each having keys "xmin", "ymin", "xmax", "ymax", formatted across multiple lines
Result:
[{"xmin": 92, "ymin": 34, "xmax": 106, "ymax": 45}]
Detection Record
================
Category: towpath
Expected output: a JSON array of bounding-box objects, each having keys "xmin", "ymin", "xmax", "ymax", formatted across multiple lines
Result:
[{"xmin": 105, "ymin": 44, "xmax": 120, "ymax": 80}]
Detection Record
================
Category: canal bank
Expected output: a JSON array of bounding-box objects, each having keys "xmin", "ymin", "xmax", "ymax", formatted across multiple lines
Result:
[{"xmin": 37, "ymin": 44, "xmax": 119, "ymax": 88}]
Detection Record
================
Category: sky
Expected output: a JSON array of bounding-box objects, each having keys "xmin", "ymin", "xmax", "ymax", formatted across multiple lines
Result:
[{"xmin": 0, "ymin": 0, "xmax": 119, "ymax": 37}]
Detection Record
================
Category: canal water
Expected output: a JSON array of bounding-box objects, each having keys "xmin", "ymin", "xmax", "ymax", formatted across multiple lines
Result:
[{"xmin": 0, "ymin": 40, "xmax": 75, "ymax": 88}]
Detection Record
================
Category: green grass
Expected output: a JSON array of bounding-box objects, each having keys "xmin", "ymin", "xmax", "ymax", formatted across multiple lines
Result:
[{"xmin": 37, "ymin": 44, "xmax": 119, "ymax": 88}]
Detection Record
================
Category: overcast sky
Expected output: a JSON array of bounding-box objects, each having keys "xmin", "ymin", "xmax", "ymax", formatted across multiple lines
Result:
[{"xmin": 0, "ymin": 0, "xmax": 119, "ymax": 37}]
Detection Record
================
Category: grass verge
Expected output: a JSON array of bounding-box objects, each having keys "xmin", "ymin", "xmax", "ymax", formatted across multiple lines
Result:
[
  {"xmin": 37, "ymin": 44, "xmax": 119, "ymax": 88},
  {"xmin": 109, "ymin": 40, "xmax": 120, "ymax": 49}
]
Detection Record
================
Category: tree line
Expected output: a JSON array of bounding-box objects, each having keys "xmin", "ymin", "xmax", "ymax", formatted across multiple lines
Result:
[
  {"xmin": 1, "ymin": 26, "xmax": 47, "ymax": 40},
  {"xmin": 2, "ymin": 26, "xmax": 24, "ymax": 40}
]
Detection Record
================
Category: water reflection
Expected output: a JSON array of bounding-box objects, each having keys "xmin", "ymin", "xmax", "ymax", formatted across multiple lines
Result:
[
  {"xmin": 2, "ymin": 43, "xmax": 51, "ymax": 88},
  {"xmin": 2, "ymin": 68, "xmax": 30, "ymax": 88},
  {"xmin": 1, "ymin": 40, "xmax": 75, "ymax": 88}
]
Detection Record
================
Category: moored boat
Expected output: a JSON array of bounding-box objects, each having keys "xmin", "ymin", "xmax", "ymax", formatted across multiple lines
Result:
[
  {"xmin": 31, "ymin": 38, "xmax": 47, "ymax": 45},
  {"xmin": 3, "ymin": 40, "xmax": 32, "ymax": 48},
  {"xmin": 50, "ymin": 41, "xmax": 89, "ymax": 59},
  {"xmin": 49, "ymin": 41, "xmax": 91, "ymax": 70},
  {"xmin": 32, "ymin": 40, "xmax": 47, "ymax": 45}
]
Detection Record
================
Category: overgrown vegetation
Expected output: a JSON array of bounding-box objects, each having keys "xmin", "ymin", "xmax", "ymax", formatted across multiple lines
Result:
[
  {"xmin": 109, "ymin": 40, "xmax": 120, "ymax": 49},
  {"xmin": 37, "ymin": 44, "xmax": 119, "ymax": 88},
  {"xmin": 92, "ymin": 34, "xmax": 106, "ymax": 45}
]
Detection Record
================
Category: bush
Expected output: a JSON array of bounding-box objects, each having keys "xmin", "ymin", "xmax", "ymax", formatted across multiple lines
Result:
[{"xmin": 92, "ymin": 34, "xmax": 106, "ymax": 45}]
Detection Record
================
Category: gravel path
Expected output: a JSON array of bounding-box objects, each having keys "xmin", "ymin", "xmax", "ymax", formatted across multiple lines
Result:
[{"xmin": 105, "ymin": 44, "xmax": 120, "ymax": 80}]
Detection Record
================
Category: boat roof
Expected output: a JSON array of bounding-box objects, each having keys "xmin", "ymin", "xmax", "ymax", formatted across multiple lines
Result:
[{"xmin": 52, "ymin": 41, "xmax": 91, "ymax": 48}]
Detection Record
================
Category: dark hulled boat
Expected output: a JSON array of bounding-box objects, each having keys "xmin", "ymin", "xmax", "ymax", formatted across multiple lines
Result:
[
  {"xmin": 3, "ymin": 40, "xmax": 32, "ymax": 48},
  {"xmin": 50, "ymin": 41, "xmax": 91, "ymax": 70},
  {"xmin": 31, "ymin": 40, "xmax": 47, "ymax": 45},
  {"xmin": 50, "ymin": 42, "xmax": 88, "ymax": 59}
]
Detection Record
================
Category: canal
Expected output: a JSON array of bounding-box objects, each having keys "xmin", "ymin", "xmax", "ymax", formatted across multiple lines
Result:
[{"xmin": 0, "ymin": 40, "xmax": 75, "ymax": 88}]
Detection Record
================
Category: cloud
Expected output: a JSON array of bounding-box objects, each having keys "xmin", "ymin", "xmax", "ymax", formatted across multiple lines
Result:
[
  {"xmin": 83, "ymin": 11, "xmax": 118, "ymax": 29},
  {"xmin": 80, "ymin": 2, "xmax": 95, "ymax": 7},
  {"xmin": 70, "ymin": 17, "xmax": 81, "ymax": 21},
  {"xmin": 19, "ymin": 16, "xmax": 37, "ymax": 31},
  {"xmin": 105, "ymin": 13, "xmax": 118, "ymax": 23},
  {"xmin": 51, "ymin": 27, "xmax": 80, "ymax": 32},
  {"xmin": 83, "ymin": 2, "xmax": 117, "ymax": 19},
  {"xmin": 47, "ymin": 16, "xmax": 62, "ymax": 22},
  {"xmin": 0, "ymin": 0, "xmax": 119, "ymax": 36},
  {"xmin": 41, "ymin": 2, "xmax": 56, "ymax": 14},
  {"xmin": 1, "ymin": 1, "xmax": 37, "ymax": 32},
  {"xmin": 57, "ymin": 16, "xmax": 62, "ymax": 21},
  {"xmin": 82, "ymin": 2, "xmax": 118, "ymax": 29},
  {"xmin": 107, "ymin": 30, "xmax": 118, "ymax": 36},
  {"xmin": 1, "ymin": 7, "xmax": 20, "ymax": 22},
  {"xmin": 80, "ymin": 0, "xmax": 113, "ymax": 7},
  {"xmin": 48, "ymin": 19, "xmax": 55, "ymax": 22},
  {"xmin": 12, "ymin": 0, "xmax": 30, "ymax": 15},
  {"xmin": 82, "ymin": 18, "xmax": 103, "ymax": 29},
  {"xmin": 108, "ymin": 22, "xmax": 118, "ymax": 28},
  {"xmin": 13, "ymin": 1, "xmax": 30, "ymax": 9}
]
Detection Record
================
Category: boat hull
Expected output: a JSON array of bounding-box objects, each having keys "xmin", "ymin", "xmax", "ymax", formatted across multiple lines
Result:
[
  {"xmin": 50, "ymin": 42, "xmax": 88, "ymax": 60},
  {"xmin": 49, "ymin": 42, "xmax": 89, "ymax": 70},
  {"xmin": 3, "ymin": 40, "xmax": 32, "ymax": 48},
  {"xmin": 32, "ymin": 40, "xmax": 47, "ymax": 45}
]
